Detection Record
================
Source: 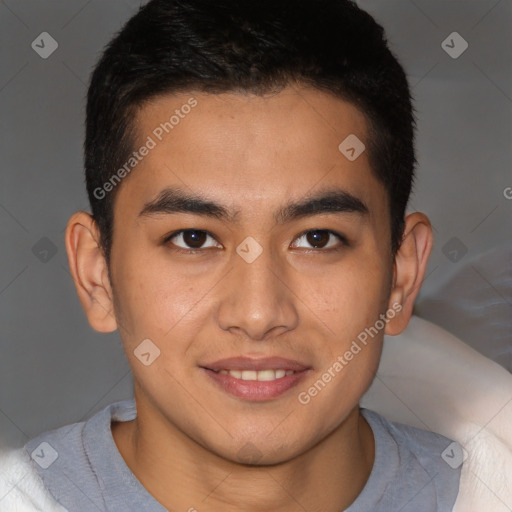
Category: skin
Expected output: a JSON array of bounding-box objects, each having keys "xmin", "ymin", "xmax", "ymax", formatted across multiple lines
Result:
[{"xmin": 65, "ymin": 85, "xmax": 432, "ymax": 512}]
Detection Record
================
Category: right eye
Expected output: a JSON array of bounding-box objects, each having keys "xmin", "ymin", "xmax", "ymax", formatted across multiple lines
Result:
[{"xmin": 164, "ymin": 229, "xmax": 223, "ymax": 252}]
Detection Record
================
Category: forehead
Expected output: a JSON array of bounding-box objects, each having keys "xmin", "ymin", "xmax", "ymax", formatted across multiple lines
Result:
[
  {"xmin": 115, "ymin": 86, "xmax": 387, "ymax": 222},
  {"xmin": 135, "ymin": 86, "xmax": 369, "ymax": 160}
]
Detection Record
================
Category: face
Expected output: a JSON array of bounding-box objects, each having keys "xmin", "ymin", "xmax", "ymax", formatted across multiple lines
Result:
[{"xmin": 107, "ymin": 86, "xmax": 394, "ymax": 464}]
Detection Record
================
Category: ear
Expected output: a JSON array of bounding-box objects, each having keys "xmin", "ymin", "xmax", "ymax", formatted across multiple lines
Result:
[
  {"xmin": 65, "ymin": 211, "xmax": 118, "ymax": 333},
  {"xmin": 385, "ymin": 212, "xmax": 433, "ymax": 336}
]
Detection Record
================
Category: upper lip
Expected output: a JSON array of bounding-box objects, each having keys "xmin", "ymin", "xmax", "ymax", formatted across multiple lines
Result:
[{"xmin": 201, "ymin": 356, "xmax": 311, "ymax": 372}]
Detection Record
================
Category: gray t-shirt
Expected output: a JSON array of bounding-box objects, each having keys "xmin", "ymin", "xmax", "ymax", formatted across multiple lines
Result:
[{"xmin": 24, "ymin": 399, "xmax": 461, "ymax": 511}]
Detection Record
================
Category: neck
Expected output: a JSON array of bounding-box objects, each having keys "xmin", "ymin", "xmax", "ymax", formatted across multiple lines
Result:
[{"xmin": 112, "ymin": 400, "xmax": 374, "ymax": 512}]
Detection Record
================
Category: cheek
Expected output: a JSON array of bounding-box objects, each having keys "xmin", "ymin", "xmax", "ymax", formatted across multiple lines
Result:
[
  {"xmin": 298, "ymin": 253, "xmax": 390, "ymax": 338},
  {"xmin": 111, "ymin": 252, "xmax": 210, "ymax": 345}
]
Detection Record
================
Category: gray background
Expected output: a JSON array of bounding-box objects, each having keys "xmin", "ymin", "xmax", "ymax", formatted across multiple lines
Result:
[{"xmin": 1, "ymin": 0, "xmax": 511, "ymax": 450}]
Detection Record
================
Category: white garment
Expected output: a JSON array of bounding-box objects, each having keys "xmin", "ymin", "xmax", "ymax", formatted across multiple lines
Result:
[
  {"xmin": 0, "ymin": 447, "xmax": 67, "ymax": 511},
  {"xmin": 362, "ymin": 315, "xmax": 512, "ymax": 511}
]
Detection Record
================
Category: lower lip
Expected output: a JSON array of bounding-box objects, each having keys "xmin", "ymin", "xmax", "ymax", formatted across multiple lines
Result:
[{"xmin": 201, "ymin": 368, "xmax": 309, "ymax": 401}]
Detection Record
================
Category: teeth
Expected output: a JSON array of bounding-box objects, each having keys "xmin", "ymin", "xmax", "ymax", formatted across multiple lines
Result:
[
  {"xmin": 255, "ymin": 369, "xmax": 275, "ymax": 381},
  {"xmin": 217, "ymin": 369, "xmax": 295, "ymax": 381}
]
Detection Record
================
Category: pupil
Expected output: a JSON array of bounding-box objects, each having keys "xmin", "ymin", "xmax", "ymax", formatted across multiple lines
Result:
[
  {"xmin": 184, "ymin": 230, "xmax": 206, "ymax": 248},
  {"xmin": 307, "ymin": 230, "xmax": 328, "ymax": 248}
]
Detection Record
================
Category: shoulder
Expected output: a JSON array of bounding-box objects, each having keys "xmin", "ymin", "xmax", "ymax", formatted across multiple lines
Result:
[
  {"xmin": 15, "ymin": 399, "xmax": 139, "ymax": 512},
  {"xmin": 363, "ymin": 408, "xmax": 464, "ymax": 476},
  {"xmin": 358, "ymin": 408, "xmax": 462, "ymax": 511},
  {"xmin": 365, "ymin": 408, "xmax": 463, "ymax": 465},
  {"xmin": 0, "ymin": 447, "xmax": 68, "ymax": 511}
]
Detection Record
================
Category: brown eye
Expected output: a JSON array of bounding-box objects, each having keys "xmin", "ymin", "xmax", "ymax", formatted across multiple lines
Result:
[
  {"xmin": 166, "ymin": 230, "xmax": 222, "ymax": 250},
  {"xmin": 182, "ymin": 230, "xmax": 207, "ymax": 248},
  {"xmin": 306, "ymin": 230, "xmax": 330, "ymax": 248},
  {"xmin": 291, "ymin": 229, "xmax": 347, "ymax": 250}
]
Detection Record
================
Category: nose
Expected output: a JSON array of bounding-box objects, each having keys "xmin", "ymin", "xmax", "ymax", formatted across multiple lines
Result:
[{"xmin": 215, "ymin": 243, "xmax": 299, "ymax": 341}]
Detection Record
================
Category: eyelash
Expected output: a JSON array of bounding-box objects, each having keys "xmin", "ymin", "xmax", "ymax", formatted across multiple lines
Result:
[{"xmin": 162, "ymin": 229, "xmax": 349, "ymax": 254}]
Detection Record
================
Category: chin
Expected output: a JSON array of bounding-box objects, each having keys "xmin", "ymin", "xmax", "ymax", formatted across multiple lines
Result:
[{"xmin": 222, "ymin": 433, "xmax": 304, "ymax": 466}]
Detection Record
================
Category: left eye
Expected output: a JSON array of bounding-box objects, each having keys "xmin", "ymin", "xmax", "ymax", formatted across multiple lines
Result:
[{"xmin": 291, "ymin": 229, "xmax": 346, "ymax": 250}]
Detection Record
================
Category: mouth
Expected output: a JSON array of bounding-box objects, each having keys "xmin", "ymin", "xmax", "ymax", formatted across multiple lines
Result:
[{"xmin": 200, "ymin": 356, "xmax": 311, "ymax": 401}]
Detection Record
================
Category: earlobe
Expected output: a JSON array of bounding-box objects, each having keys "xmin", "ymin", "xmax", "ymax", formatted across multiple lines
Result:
[
  {"xmin": 65, "ymin": 211, "xmax": 118, "ymax": 333},
  {"xmin": 385, "ymin": 212, "xmax": 433, "ymax": 336}
]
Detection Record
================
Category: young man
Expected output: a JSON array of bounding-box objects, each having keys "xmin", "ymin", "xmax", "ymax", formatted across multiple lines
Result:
[{"xmin": 4, "ymin": 0, "xmax": 463, "ymax": 510}]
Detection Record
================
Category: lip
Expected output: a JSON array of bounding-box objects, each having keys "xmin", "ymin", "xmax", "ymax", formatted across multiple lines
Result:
[{"xmin": 200, "ymin": 356, "xmax": 311, "ymax": 402}]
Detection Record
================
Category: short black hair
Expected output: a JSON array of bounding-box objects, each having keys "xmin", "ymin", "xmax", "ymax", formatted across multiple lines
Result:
[{"xmin": 85, "ymin": 0, "xmax": 416, "ymax": 266}]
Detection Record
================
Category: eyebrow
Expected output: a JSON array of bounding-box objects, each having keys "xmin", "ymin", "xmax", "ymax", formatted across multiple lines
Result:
[{"xmin": 138, "ymin": 186, "xmax": 369, "ymax": 224}]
